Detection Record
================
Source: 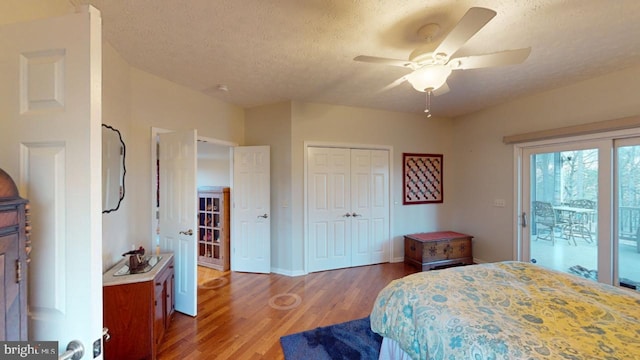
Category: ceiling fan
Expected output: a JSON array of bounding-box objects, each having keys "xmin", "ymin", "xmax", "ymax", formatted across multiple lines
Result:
[{"xmin": 354, "ymin": 7, "xmax": 531, "ymax": 116}]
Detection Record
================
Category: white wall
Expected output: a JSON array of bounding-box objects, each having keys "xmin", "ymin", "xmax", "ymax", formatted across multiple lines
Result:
[
  {"xmin": 98, "ymin": 56, "xmax": 244, "ymax": 270},
  {"xmin": 102, "ymin": 42, "xmax": 132, "ymax": 270},
  {"xmin": 290, "ymin": 103, "xmax": 455, "ymax": 273},
  {"xmin": 125, "ymin": 68, "xmax": 244, "ymax": 264},
  {"xmin": 244, "ymin": 102, "xmax": 454, "ymax": 274},
  {"xmin": 245, "ymin": 102, "xmax": 293, "ymax": 273},
  {"xmin": 0, "ymin": 0, "xmax": 72, "ymax": 25},
  {"xmin": 451, "ymin": 64, "xmax": 640, "ymax": 263},
  {"xmin": 8, "ymin": 0, "xmax": 640, "ymax": 275},
  {"xmin": 4, "ymin": 2, "xmax": 245, "ymax": 271},
  {"xmin": 197, "ymin": 140, "xmax": 231, "ymax": 187},
  {"xmin": 197, "ymin": 159, "xmax": 230, "ymax": 187}
]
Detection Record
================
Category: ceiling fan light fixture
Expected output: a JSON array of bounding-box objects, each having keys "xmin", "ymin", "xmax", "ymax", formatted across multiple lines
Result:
[
  {"xmin": 406, "ymin": 65, "xmax": 452, "ymax": 92},
  {"xmin": 352, "ymin": 7, "xmax": 531, "ymax": 116}
]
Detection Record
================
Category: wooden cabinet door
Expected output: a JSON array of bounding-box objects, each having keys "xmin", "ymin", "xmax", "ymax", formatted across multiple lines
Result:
[
  {"xmin": 154, "ymin": 282, "xmax": 165, "ymax": 348},
  {"xmin": 103, "ymin": 282, "xmax": 154, "ymax": 360},
  {"xmin": 166, "ymin": 266, "xmax": 175, "ymax": 319},
  {"xmin": 0, "ymin": 231, "xmax": 21, "ymax": 340}
]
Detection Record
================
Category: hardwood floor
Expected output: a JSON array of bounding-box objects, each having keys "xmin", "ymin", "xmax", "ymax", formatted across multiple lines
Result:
[{"xmin": 157, "ymin": 263, "xmax": 418, "ymax": 359}]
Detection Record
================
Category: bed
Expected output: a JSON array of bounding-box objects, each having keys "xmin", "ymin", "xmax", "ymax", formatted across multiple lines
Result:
[{"xmin": 371, "ymin": 261, "xmax": 640, "ymax": 360}]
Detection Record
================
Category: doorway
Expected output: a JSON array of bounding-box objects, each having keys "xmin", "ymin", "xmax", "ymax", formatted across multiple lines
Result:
[
  {"xmin": 151, "ymin": 128, "xmax": 236, "ymax": 311},
  {"xmin": 196, "ymin": 140, "xmax": 232, "ymax": 285}
]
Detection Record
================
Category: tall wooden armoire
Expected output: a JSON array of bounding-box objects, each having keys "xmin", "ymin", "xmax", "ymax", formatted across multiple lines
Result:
[{"xmin": 0, "ymin": 168, "xmax": 30, "ymax": 340}]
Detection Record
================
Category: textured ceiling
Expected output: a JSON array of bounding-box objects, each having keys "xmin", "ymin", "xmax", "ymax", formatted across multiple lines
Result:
[{"xmin": 74, "ymin": 0, "xmax": 640, "ymax": 117}]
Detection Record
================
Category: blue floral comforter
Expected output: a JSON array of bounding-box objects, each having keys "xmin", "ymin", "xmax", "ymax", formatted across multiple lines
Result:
[{"xmin": 371, "ymin": 261, "xmax": 640, "ymax": 360}]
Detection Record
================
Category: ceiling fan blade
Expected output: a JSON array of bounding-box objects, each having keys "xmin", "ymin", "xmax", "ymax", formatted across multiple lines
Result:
[
  {"xmin": 450, "ymin": 47, "xmax": 531, "ymax": 70},
  {"xmin": 378, "ymin": 76, "xmax": 408, "ymax": 92},
  {"xmin": 354, "ymin": 55, "xmax": 415, "ymax": 69},
  {"xmin": 432, "ymin": 82, "xmax": 449, "ymax": 96},
  {"xmin": 434, "ymin": 7, "xmax": 496, "ymax": 61}
]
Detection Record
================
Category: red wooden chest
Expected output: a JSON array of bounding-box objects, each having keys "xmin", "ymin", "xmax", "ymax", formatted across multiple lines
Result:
[{"xmin": 404, "ymin": 231, "xmax": 473, "ymax": 271}]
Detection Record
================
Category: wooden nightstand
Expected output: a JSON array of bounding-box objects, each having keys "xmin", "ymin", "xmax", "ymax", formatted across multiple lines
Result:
[{"xmin": 404, "ymin": 231, "xmax": 473, "ymax": 271}]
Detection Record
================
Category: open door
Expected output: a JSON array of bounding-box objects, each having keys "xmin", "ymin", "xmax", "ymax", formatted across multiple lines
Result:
[
  {"xmin": 158, "ymin": 130, "xmax": 198, "ymax": 316},
  {"xmin": 232, "ymin": 146, "xmax": 271, "ymax": 273},
  {"xmin": 0, "ymin": 6, "xmax": 103, "ymax": 356}
]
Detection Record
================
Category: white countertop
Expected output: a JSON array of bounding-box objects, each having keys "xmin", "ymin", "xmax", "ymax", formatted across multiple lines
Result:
[{"xmin": 103, "ymin": 253, "xmax": 174, "ymax": 287}]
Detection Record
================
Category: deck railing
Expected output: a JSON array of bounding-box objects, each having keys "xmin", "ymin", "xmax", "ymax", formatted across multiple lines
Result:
[
  {"xmin": 619, "ymin": 206, "xmax": 640, "ymax": 238},
  {"xmin": 619, "ymin": 206, "xmax": 640, "ymax": 252}
]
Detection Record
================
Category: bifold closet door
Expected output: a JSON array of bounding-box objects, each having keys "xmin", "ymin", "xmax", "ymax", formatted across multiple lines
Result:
[
  {"xmin": 350, "ymin": 149, "xmax": 389, "ymax": 267},
  {"xmin": 308, "ymin": 147, "xmax": 351, "ymax": 272},
  {"xmin": 307, "ymin": 147, "xmax": 390, "ymax": 272}
]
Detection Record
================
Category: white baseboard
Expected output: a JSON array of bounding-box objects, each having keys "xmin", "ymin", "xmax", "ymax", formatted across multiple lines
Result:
[{"xmin": 271, "ymin": 267, "xmax": 306, "ymax": 277}]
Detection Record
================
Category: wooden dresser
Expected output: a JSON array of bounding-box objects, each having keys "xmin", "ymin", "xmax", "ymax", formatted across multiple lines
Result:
[
  {"xmin": 103, "ymin": 253, "xmax": 175, "ymax": 360},
  {"xmin": 0, "ymin": 168, "xmax": 30, "ymax": 340},
  {"xmin": 404, "ymin": 231, "xmax": 473, "ymax": 271}
]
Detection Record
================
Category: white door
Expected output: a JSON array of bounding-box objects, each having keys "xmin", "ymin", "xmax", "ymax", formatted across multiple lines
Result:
[
  {"xmin": 159, "ymin": 130, "xmax": 197, "ymax": 316},
  {"xmin": 307, "ymin": 147, "xmax": 351, "ymax": 272},
  {"xmin": 307, "ymin": 147, "xmax": 390, "ymax": 272},
  {"xmin": 351, "ymin": 149, "xmax": 389, "ymax": 266},
  {"xmin": 0, "ymin": 6, "xmax": 103, "ymax": 356},
  {"xmin": 231, "ymin": 146, "xmax": 271, "ymax": 273}
]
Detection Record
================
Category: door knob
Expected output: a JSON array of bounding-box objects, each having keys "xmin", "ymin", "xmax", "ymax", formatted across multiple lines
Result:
[
  {"xmin": 257, "ymin": 213, "xmax": 269, "ymax": 219},
  {"xmin": 103, "ymin": 327, "xmax": 111, "ymax": 342},
  {"xmin": 59, "ymin": 340, "xmax": 84, "ymax": 360},
  {"xmin": 179, "ymin": 229, "xmax": 193, "ymax": 236},
  {"xmin": 343, "ymin": 213, "xmax": 352, "ymax": 217},
  {"xmin": 351, "ymin": 212, "xmax": 361, "ymax": 217}
]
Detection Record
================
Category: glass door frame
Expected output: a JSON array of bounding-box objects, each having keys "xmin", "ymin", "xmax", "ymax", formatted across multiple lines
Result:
[
  {"xmin": 515, "ymin": 133, "xmax": 631, "ymax": 285},
  {"xmin": 613, "ymin": 136, "xmax": 640, "ymax": 287}
]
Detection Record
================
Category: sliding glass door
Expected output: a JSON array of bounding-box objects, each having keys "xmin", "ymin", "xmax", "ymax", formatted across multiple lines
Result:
[
  {"xmin": 522, "ymin": 141, "xmax": 610, "ymax": 280},
  {"xmin": 519, "ymin": 131, "xmax": 640, "ymax": 289},
  {"xmin": 615, "ymin": 138, "xmax": 640, "ymax": 289}
]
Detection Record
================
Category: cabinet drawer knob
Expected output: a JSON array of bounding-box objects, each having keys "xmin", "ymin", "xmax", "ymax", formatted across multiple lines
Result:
[{"xmin": 410, "ymin": 245, "xmax": 416, "ymax": 251}]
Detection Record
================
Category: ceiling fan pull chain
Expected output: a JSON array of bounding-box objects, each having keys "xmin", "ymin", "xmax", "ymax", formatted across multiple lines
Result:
[{"xmin": 424, "ymin": 90, "xmax": 432, "ymax": 118}]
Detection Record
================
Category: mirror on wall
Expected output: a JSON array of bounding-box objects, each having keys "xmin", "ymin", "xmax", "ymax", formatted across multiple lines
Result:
[{"xmin": 102, "ymin": 124, "xmax": 126, "ymax": 213}]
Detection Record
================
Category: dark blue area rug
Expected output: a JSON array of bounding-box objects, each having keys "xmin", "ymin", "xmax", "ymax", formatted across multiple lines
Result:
[{"xmin": 280, "ymin": 316, "xmax": 382, "ymax": 360}]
